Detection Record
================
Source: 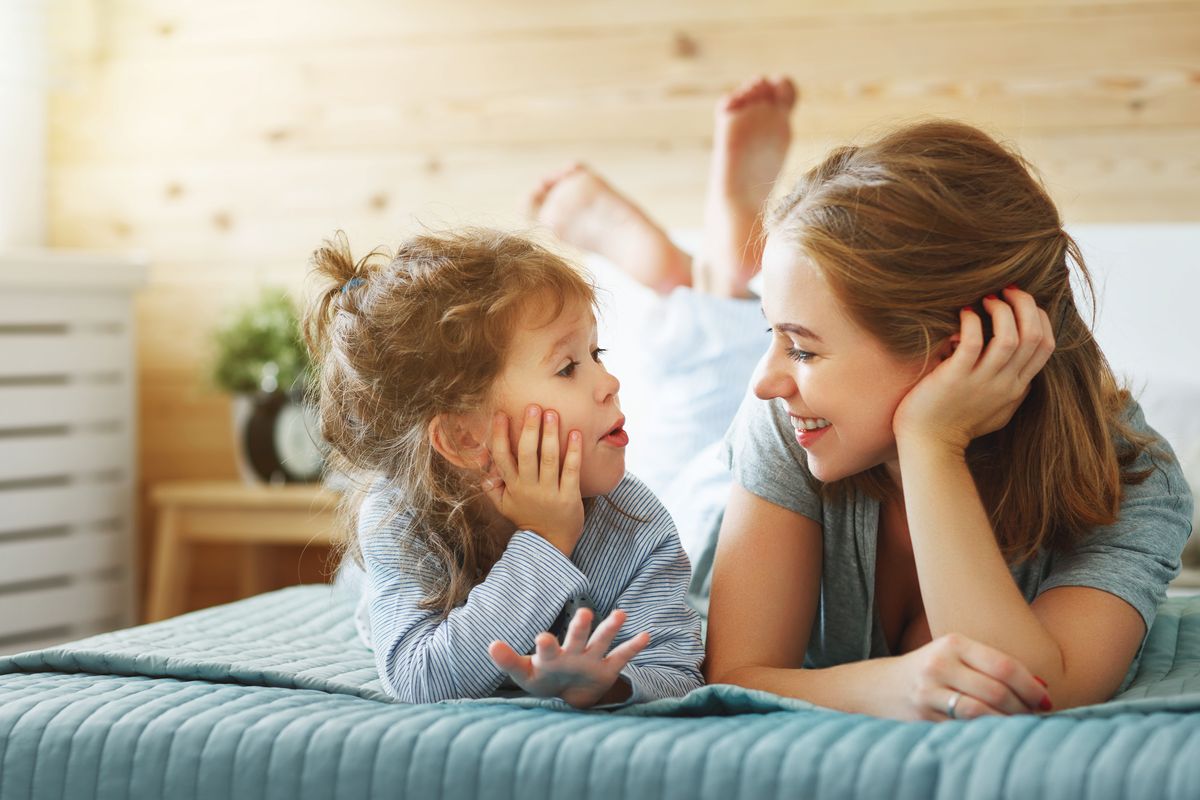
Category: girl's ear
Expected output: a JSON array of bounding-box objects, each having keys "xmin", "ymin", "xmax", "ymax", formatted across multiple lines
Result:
[{"xmin": 428, "ymin": 413, "xmax": 487, "ymax": 470}]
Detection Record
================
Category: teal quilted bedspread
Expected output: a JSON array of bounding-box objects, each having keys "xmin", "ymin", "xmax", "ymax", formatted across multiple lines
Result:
[{"xmin": 2, "ymin": 586, "xmax": 1199, "ymax": 800}]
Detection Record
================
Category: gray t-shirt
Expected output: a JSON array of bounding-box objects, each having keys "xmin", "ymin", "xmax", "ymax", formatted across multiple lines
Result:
[{"xmin": 722, "ymin": 392, "xmax": 1194, "ymax": 688}]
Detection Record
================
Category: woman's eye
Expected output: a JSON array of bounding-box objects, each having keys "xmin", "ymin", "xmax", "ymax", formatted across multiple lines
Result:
[
  {"xmin": 592, "ymin": 347, "xmax": 606, "ymax": 362},
  {"xmin": 556, "ymin": 360, "xmax": 579, "ymax": 378},
  {"xmin": 786, "ymin": 347, "xmax": 814, "ymax": 363}
]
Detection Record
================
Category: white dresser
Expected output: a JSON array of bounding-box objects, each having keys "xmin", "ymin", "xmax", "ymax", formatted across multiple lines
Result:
[{"xmin": 0, "ymin": 250, "xmax": 147, "ymax": 655}]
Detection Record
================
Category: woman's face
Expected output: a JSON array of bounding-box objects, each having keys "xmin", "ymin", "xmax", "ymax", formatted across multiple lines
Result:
[{"xmin": 753, "ymin": 236, "xmax": 930, "ymax": 484}]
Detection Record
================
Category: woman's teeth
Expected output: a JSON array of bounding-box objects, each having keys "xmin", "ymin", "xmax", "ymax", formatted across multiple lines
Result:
[{"xmin": 792, "ymin": 416, "xmax": 831, "ymax": 431}]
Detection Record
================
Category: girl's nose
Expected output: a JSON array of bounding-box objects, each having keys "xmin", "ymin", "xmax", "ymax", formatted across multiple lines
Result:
[
  {"xmin": 598, "ymin": 366, "xmax": 620, "ymax": 402},
  {"xmin": 752, "ymin": 351, "xmax": 795, "ymax": 401}
]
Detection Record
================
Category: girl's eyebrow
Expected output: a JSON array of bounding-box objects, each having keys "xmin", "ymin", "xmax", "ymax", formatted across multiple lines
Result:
[
  {"xmin": 541, "ymin": 330, "xmax": 585, "ymax": 366},
  {"xmin": 760, "ymin": 307, "xmax": 824, "ymax": 343}
]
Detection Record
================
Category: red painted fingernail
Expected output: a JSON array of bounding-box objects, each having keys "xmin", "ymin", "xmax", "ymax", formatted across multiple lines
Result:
[
  {"xmin": 1034, "ymin": 676, "xmax": 1047, "ymax": 687},
  {"xmin": 961, "ymin": 306, "xmax": 974, "ymax": 313},
  {"xmin": 1039, "ymin": 695, "xmax": 1053, "ymax": 712},
  {"xmin": 1006, "ymin": 283, "xmax": 1019, "ymax": 291},
  {"xmin": 985, "ymin": 294, "xmax": 999, "ymax": 301}
]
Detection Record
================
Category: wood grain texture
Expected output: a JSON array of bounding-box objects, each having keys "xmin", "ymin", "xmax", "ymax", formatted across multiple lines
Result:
[{"xmin": 45, "ymin": 0, "xmax": 1200, "ymax": 617}]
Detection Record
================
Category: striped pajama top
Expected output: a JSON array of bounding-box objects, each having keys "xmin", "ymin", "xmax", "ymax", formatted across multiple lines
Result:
[{"xmin": 346, "ymin": 471, "xmax": 705, "ymax": 706}]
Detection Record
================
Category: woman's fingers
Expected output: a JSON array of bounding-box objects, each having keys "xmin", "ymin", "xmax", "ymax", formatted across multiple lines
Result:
[
  {"xmin": 957, "ymin": 637, "xmax": 1052, "ymax": 712},
  {"xmin": 948, "ymin": 306, "xmax": 984, "ymax": 373},
  {"xmin": 947, "ymin": 667, "xmax": 1037, "ymax": 716},
  {"xmin": 517, "ymin": 405, "xmax": 542, "ymax": 483},
  {"xmin": 977, "ymin": 293, "xmax": 1020, "ymax": 374},
  {"xmin": 940, "ymin": 688, "xmax": 1007, "ymax": 721},
  {"xmin": 540, "ymin": 410, "xmax": 560, "ymax": 489}
]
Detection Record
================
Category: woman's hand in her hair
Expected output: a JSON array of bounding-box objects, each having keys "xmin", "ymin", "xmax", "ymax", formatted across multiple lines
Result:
[
  {"xmin": 892, "ymin": 285, "xmax": 1056, "ymax": 454},
  {"xmin": 488, "ymin": 608, "xmax": 649, "ymax": 709},
  {"xmin": 482, "ymin": 405, "xmax": 586, "ymax": 557},
  {"xmin": 890, "ymin": 632, "xmax": 1052, "ymax": 721}
]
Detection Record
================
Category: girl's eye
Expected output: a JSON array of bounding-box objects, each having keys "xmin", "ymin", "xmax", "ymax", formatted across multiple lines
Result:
[
  {"xmin": 592, "ymin": 347, "xmax": 606, "ymax": 362},
  {"xmin": 556, "ymin": 360, "xmax": 580, "ymax": 378}
]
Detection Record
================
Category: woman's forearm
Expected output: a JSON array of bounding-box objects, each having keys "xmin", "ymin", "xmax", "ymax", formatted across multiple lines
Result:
[
  {"xmin": 897, "ymin": 437, "xmax": 1065, "ymax": 681},
  {"xmin": 716, "ymin": 659, "xmax": 905, "ymax": 716}
]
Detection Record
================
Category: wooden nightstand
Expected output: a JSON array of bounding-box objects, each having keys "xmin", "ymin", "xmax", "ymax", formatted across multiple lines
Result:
[{"xmin": 146, "ymin": 480, "xmax": 340, "ymax": 621}]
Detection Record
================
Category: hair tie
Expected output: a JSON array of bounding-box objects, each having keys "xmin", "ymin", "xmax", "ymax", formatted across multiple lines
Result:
[{"xmin": 341, "ymin": 277, "xmax": 366, "ymax": 294}]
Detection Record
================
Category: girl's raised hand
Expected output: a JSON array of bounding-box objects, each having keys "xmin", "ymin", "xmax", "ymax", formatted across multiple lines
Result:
[
  {"xmin": 488, "ymin": 608, "xmax": 651, "ymax": 708},
  {"xmin": 892, "ymin": 285, "xmax": 1056, "ymax": 453},
  {"xmin": 891, "ymin": 632, "xmax": 1052, "ymax": 721},
  {"xmin": 482, "ymin": 405, "xmax": 585, "ymax": 557}
]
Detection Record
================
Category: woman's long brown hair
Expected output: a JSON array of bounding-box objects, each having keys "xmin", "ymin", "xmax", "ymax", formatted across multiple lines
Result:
[{"xmin": 770, "ymin": 119, "xmax": 1158, "ymax": 563}]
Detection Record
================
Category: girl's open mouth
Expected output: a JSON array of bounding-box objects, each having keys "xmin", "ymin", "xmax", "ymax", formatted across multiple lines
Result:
[{"xmin": 601, "ymin": 426, "xmax": 629, "ymax": 447}]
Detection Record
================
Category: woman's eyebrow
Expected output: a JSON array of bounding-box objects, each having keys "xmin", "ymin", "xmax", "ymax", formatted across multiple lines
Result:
[
  {"xmin": 776, "ymin": 323, "xmax": 824, "ymax": 343},
  {"xmin": 760, "ymin": 308, "xmax": 824, "ymax": 343}
]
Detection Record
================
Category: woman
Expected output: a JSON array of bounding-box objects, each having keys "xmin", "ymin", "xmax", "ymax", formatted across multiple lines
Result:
[{"xmin": 704, "ymin": 120, "xmax": 1193, "ymax": 720}]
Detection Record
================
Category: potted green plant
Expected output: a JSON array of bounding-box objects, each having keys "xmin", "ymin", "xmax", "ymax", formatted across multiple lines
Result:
[{"xmin": 210, "ymin": 288, "xmax": 326, "ymax": 484}]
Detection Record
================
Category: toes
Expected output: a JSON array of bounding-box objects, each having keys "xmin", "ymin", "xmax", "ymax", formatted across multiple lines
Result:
[{"xmin": 772, "ymin": 76, "xmax": 798, "ymax": 109}]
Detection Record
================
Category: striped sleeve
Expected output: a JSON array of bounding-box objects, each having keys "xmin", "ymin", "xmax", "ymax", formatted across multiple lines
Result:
[
  {"xmin": 602, "ymin": 491, "xmax": 706, "ymax": 705},
  {"xmin": 363, "ymin": 527, "xmax": 590, "ymax": 704}
]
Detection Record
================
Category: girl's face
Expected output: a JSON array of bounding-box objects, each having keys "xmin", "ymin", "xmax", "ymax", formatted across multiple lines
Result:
[
  {"xmin": 754, "ymin": 236, "xmax": 930, "ymax": 485},
  {"xmin": 488, "ymin": 298, "xmax": 626, "ymax": 498}
]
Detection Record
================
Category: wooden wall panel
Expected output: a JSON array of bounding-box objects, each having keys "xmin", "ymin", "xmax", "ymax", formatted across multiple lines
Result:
[{"xmin": 45, "ymin": 0, "xmax": 1200, "ymax": 619}]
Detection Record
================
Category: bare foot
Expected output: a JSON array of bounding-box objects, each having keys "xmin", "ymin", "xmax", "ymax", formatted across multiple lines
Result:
[
  {"xmin": 529, "ymin": 163, "xmax": 693, "ymax": 295},
  {"xmin": 696, "ymin": 75, "xmax": 798, "ymax": 298}
]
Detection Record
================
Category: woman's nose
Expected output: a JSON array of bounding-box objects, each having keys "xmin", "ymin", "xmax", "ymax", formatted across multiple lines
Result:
[{"xmin": 752, "ymin": 351, "xmax": 794, "ymax": 401}]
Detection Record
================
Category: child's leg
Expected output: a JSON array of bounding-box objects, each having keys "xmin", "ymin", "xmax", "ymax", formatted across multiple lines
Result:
[
  {"xmin": 693, "ymin": 75, "xmax": 797, "ymax": 299},
  {"xmin": 529, "ymin": 163, "xmax": 694, "ymax": 295}
]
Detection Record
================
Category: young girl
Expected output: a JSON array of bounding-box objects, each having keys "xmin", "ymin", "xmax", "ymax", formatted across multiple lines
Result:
[
  {"xmin": 703, "ymin": 119, "xmax": 1194, "ymax": 720},
  {"xmin": 303, "ymin": 228, "xmax": 704, "ymax": 708}
]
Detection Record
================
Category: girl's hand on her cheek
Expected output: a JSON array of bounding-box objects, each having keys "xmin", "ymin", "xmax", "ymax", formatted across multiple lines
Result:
[
  {"xmin": 482, "ymin": 405, "xmax": 585, "ymax": 557},
  {"xmin": 892, "ymin": 285, "xmax": 1056, "ymax": 454},
  {"xmin": 488, "ymin": 608, "xmax": 650, "ymax": 709}
]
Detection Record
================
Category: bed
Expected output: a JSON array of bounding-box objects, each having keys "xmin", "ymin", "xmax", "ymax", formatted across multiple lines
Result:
[
  {"xmin": 2, "ymin": 225, "xmax": 1198, "ymax": 800},
  {"xmin": 2, "ymin": 585, "xmax": 1200, "ymax": 800}
]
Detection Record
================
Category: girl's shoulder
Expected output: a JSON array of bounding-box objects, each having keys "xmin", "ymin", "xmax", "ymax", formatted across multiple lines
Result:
[{"xmin": 590, "ymin": 472, "xmax": 675, "ymax": 536}]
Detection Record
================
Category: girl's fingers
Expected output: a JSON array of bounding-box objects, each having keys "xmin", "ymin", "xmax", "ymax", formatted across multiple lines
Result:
[
  {"xmin": 957, "ymin": 638, "xmax": 1051, "ymax": 712},
  {"xmin": 586, "ymin": 608, "xmax": 628, "ymax": 654},
  {"xmin": 488, "ymin": 640, "xmax": 533, "ymax": 682},
  {"xmin": 517, "ymin": 405, "xmax": 542, "ymax": 483},
  {"xmin": 561, "ymin": 607, "xmax": 593, "ymax": 653},
  {"xmin": 489, "ymin": 413, "xmax": 517, "ymax": 481},
  {"xmin": 533, "ymin": 632, "xmax": 561, "ymax": 662},
  {"xmin": 539, "ymin": 410, "xmax": 560, "ymax": 489},
  {"xmin": 604, "ymin": 631, "xmax": 651, "ymax": 669},
  {"xmin": 560, "ymin": 431, "xmax": 583, "ymax": 495}
]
